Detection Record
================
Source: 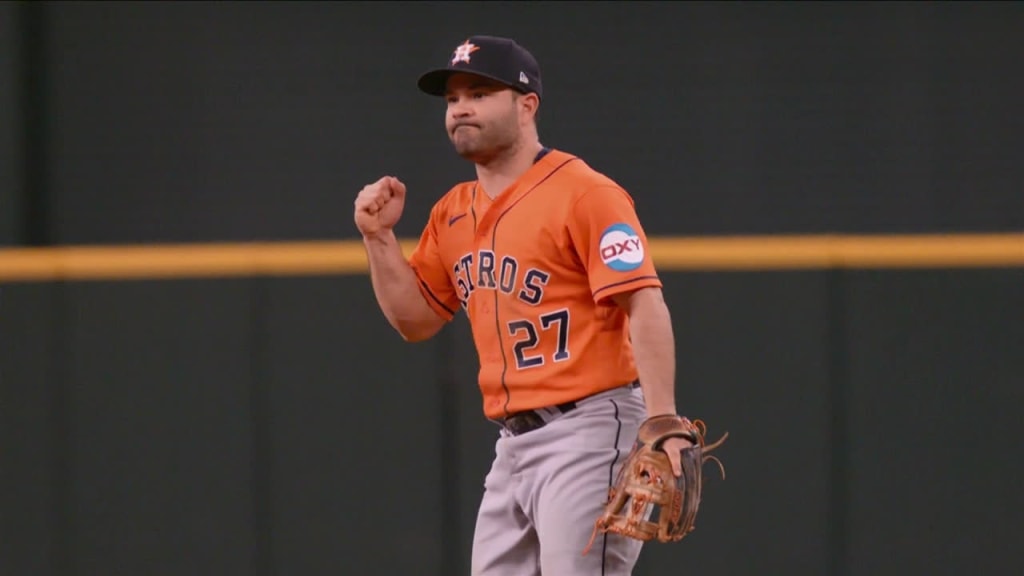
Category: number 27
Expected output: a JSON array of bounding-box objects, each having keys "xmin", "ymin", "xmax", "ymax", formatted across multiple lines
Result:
[{"xmin": 507, "ymin": 308, "xmax": 571, "ymax": 370}]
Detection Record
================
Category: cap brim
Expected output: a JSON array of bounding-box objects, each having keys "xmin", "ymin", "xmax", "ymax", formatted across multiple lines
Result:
[
  {"xmin": 417, "ymin": 69, "xmax": 456, "ymax": 96},
  {"xmin": 417, "ymin": 68, "xmax": 529, "ymax": 97}
]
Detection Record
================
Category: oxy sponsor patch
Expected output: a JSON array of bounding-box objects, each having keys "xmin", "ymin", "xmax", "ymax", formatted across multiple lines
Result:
[{"xmin": 599, "ymin": 223, "xmax": 644, "ymax": 271}]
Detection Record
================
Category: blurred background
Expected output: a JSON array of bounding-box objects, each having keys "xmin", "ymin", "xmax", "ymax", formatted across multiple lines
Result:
[{"xmin": 1, "ymin": 2, "xmax": 1022, "ymax": 575}]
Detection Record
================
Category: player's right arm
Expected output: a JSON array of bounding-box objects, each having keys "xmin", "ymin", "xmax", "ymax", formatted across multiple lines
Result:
[{"xmin": 355, "ymin": 176, "xmax": 446, "ymax": 342}]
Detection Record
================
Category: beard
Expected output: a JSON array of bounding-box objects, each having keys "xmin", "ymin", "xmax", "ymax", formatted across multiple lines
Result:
[{"xmin": 448, "ymin": 116, "xmax": 519, "ymax": 164}]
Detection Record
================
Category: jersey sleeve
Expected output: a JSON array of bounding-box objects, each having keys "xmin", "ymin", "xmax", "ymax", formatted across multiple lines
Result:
[
  {"xmin": 567, "ymin": 185, "xmax": 662, "ymax": 304},
  {"xmin": 407, "ymin": 213, "xmax": 459, "ymax": 321}
]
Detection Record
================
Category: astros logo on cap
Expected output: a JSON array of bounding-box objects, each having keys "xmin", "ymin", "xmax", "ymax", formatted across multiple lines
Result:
[
  {"xmin": 451, "ymin": 40, "xmax": 479, "ymax": 65},
  {"xmin": 599, "ymin": 223, "xmax": 645, "ymax": 272}
]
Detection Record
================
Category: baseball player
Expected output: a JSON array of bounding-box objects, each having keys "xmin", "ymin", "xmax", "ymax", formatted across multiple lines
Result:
[{"xmin": 354, "ymin": 35, "xmax": 692, "ymax": 575}]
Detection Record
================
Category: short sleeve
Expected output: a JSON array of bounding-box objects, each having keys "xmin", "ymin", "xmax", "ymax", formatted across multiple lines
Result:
[
  {"xmin": 407, "ymin": 216, "xmax": 460, "ymax": 321},
  {"xmin": 567, "ymin": 185, "xmax": 662, "ymax": 304}
]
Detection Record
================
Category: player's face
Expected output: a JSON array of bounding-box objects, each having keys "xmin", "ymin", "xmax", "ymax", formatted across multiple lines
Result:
[{"xmin": 444, "ymin": 73, "xmax": 523, "ymax": 163}]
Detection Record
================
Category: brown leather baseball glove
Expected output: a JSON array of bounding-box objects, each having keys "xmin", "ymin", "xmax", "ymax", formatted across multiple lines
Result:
[{"xmin": 584, "ymin": 414, "xmax": 728, "ymax": 554}]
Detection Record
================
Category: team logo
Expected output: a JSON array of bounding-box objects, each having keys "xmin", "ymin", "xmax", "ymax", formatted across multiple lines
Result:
[
  {"xmin": 599, "ymin": 223, "xmax": 645, "ymax": 272},
  {"xmin": 451, "ymin": 41, "xmax": 479, "ymax": 65}
]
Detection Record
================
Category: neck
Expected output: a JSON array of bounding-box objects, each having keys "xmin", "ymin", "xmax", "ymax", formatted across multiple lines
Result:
[{"xmin": 475, "ymin": 138, "xmax": 545, "ymax": 199}]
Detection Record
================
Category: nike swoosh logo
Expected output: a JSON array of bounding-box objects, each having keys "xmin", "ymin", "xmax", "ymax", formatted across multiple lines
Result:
[{"xmin": 448, "ymin": 213, "xmax": 468, "ymax": 226}]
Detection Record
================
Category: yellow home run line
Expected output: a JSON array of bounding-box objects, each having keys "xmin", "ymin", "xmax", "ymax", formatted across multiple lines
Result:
[{"xmin": 0, "ymin": 234, "xmax": 1021, "ymax": 282}]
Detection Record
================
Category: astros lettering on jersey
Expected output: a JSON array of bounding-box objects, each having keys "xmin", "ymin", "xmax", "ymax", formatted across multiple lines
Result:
[{"xmin": 408, "ymin": 149, "xmax": 662, "ymax": 420}]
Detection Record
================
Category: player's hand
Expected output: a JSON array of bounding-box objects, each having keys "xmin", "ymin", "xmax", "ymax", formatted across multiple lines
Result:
[
  {"xmin": 354, "ymin": 176, "xmax": 407, "ymax": 238},
  {"xmin": 661, "ymin": 436, "xmax": 694, "ymax": 477}
]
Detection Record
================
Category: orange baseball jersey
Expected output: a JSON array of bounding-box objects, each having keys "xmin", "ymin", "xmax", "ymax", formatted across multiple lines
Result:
[{"xmin": 408, "ymin": 149, "xmax": 662, "ymax": 420}]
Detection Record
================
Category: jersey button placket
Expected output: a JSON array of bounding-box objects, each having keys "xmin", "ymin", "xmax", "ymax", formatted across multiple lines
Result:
[{"xmin": 477, "ymin": 235, "xmax": 500, "ymax": 363}]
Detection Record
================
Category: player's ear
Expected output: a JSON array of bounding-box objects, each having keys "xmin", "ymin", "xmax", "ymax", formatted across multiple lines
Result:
[{"xmin": 518, "ymin": 93, "xmax": 540, "ymax": 123}]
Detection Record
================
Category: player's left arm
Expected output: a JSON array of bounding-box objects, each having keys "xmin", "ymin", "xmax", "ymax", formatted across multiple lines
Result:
[
  {"xmin": 612, "ymin": 286, "xmax": 693, "ymax": 477},
  {"xmin": 611, "ymin": 287, "xmax": 677, "ymax": 418},
  {"xmin": 569, "ymin": 184, "xmax": 692, "ymax": 475}
]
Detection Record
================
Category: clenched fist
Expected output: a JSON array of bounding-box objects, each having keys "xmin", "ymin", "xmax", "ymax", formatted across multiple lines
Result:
[{"xmin": 354, "ymin": 176, "xmax": 407, "ymax": 238}]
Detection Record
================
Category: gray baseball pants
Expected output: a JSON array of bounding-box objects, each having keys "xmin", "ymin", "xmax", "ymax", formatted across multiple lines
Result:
[{"xmin": 470, "ymin": 383, "xmax": 648, "ymax": 575}]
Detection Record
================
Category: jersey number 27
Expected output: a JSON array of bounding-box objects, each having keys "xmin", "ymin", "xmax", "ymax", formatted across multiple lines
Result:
[{"xmin": 507, "ymin": 308, "xmax": 570, "ymax": 370}]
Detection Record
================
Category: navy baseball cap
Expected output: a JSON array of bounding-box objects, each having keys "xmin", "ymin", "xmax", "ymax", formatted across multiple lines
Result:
[{"xmin": 417, "ymin": 36, "xmax": 543, "ymax": 99}]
